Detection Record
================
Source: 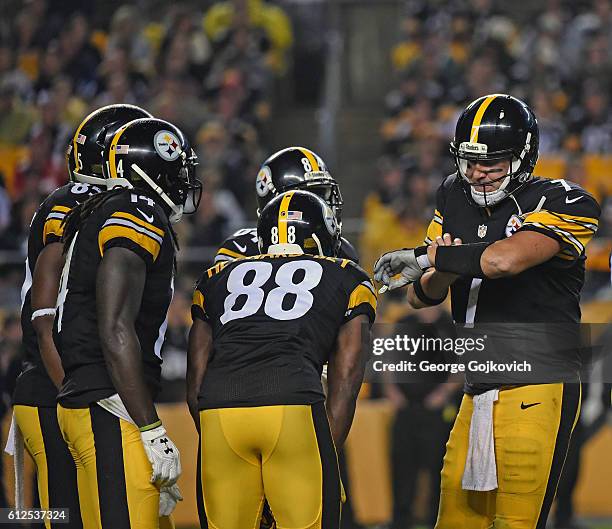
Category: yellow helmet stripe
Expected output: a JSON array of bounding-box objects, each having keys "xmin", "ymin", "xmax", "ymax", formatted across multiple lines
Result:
[
  {"xmin": 298, "ymin": 148, "xmax": 319, "ymax": 172},
  {"xmin": 108, "ymin": 124, "xmax": 129, "ymax": 180},
  {"xmin": 278, "ymin": 191, "xmax": 295, "ymax": 243},
  {"xmin": 72, "ymin": 108, "xmax": 100, "ymax": 170},
  {"xmin": 470, "ymin": 95, "xmax": 498, "ymax": 143}
]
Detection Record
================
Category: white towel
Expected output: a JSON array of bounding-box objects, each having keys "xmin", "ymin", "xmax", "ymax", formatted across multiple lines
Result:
[
  {"xmin": 97, "ymin": 393, "xmax": 136, "ymax": 424},
  {"xmin": 4, "ymin": 413, "xmax": 25, "ymax": 508},
  {"xmin": 462, "ymin": 389, "xmax": 499, "ymax": 491}
]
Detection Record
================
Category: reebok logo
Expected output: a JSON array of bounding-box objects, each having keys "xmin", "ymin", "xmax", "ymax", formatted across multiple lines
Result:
[{"xmin": 520, "ymin": 402, "xmax": 541, "ymax": 410}]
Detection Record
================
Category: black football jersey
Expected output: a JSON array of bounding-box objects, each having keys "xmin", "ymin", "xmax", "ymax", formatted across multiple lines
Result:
[
  {"xmin": 13, "ymin": 182, "xmax": 102, "ymax": 407},
  {"xmin": 425, "ymin": 174, "xmax": 600, "ymax": 324},
  {"xmin": 55, "ymin": 189, "xmax": 175, "ymax": 407},
  {"xmin": 214, "ymin": 226, "xmax": 359, "ymax": 264},
  {"xmin": 424, "ymin": 174, "xmax": 600, "ymax": 393},
  {"xmin": 192, "ymin": 254, "xmax": 377, "ymax": 409}
]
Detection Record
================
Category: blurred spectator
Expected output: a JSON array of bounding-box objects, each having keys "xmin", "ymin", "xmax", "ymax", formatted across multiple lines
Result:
[
  {"xmin": 569, "ymin": 83, "xmax": 612, "ymax": 154},
  {"xmin": 58, "ymin": 13, "xmax": 101, "ymax": 99},
  {"xmin": 0, "ymin": 82, "xmax": 35, "ymax": 146},
  {"xmin": 106, "ymin": 4, "xmax": 155, "ymax": 76},
  {"xmin": 203, "ymin": 0, "xmax": 293, "ymax": 75}
]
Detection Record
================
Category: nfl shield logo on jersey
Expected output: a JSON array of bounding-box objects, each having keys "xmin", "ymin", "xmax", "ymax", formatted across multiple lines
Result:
[{"xmin": 477, "ymin": 224, "xmax": 488, "ymax": 238}]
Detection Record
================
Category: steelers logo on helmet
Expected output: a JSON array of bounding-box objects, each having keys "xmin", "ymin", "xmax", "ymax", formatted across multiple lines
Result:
[
  {"xmin": 323, "ymin": 202, "xmax": 337, "ymax": 236},
  {"xmin": 154, "ymin": 130, "xmax": 182, "ymax": 161},
  {"xmin": 256, "ymin": 165, "xmax": 274, "ymax": 197}
]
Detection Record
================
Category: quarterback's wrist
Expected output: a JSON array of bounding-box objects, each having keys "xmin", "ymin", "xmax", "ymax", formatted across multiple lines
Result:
[{"xmin": 413, "ymin": 246, "xmax": 433, "ymax": 270}]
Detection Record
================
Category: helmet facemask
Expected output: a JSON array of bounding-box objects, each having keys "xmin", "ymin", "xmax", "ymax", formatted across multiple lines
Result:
[
  {"xmin": 452, "ymin": 133, "xmax": 534, "ymax": 207},
  {"xmin": 130, "ymin": 149, "xmax": 202, "ymax": 224}
]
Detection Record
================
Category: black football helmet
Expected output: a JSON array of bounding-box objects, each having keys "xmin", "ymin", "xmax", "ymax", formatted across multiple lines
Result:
[
  {"xmin": 257, "ymin": 190, "xmax": 341, "ymax": 257},
  {"xmin": 255, "ymin": 146, "xmax": 343, "ymax": 222},
  {"xmin": 102, "ymin": 118, "xmax": 202, "ymax": 223},
  {"xmin": 449, "ymin": 94, "xmax": 539, "ymax": 207},
  {"xmin": 66, "ymin": 104, "xmax": 152, "ymax": 186}
]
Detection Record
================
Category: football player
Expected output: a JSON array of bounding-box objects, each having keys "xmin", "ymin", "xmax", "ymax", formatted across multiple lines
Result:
[
  {"xmin": 10, "ymin": 104, "xmax": 151, "ymax": 528},
  {"xmin": 54, "ymin": 118, "xmax": 202, "ymax": 529},
  {"xmin": 374, "ymin": 94, "xmax": 600, "ymax": 529},
  {"xmin": 214, "ymin": 146, "xmax": 359, "ymax": 529},
  {"xmin": 214, "ymin": 146, "xmax": 359, "ymax": 264},
  {"xmin": 187, "ymin": 190, "xmax": 377, "ymax": 529}
]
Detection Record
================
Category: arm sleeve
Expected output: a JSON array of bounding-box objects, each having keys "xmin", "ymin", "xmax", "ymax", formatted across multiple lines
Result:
[
  {"xmin": 423, "ymin": 177, "xmax": 449, "ymax": 245},
  {"xmin": 519, "ymin": 185, "xmax": 600, "ymax": 261},
  {"xmin": 42, "ymin": 205, "xmax": 71, "ymax": 245},
  {"xmin": 98, "ymin": 210, "xmax": 166, "ymax": 266},
  {"xmin": 343, "ymin": 264, "xmax": 377, "ymax": 326},
  {"xmin": 191, "ymin": 285, "xmax": 209, "ymax": 323}
]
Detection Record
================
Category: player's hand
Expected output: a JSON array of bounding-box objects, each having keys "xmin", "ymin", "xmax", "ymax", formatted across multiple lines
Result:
[
  {"xmin": 373, "ymin": 247, "xmax": 431, "ymax": 291},
  {"xmin": 428, "ymin": 234, "xmax": 462, "ymax": 280},
  {"xmin": 159, "ymin": 483, "xmax": 183, "ymax": 516},
  {"xmin": 141, "ymin": 425, "xmax": 182, "ymax": 486}
]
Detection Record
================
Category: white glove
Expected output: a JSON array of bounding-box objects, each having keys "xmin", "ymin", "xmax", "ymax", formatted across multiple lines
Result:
[
  {"xmin": 159, "ymin": 483, "xmax": 183, "ymax": 517},
  {"xmin": 140, "ymin": 425, "xmax": 181, "ymax": 486},
  {"xmin": 373, "ymin": 247, "xmax": 431, "ymax": 291}
]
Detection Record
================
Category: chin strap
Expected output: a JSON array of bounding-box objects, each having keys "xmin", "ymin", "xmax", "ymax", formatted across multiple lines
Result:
[
  {"xmin": 72, "ymin": 171, "xmax": 106, "ymax": 187},
  {"xmin": 131, "ymin": 164, "xmax": 183, "ymax": 223}
]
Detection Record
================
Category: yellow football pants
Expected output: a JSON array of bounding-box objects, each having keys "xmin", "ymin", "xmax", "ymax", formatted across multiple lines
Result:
[
  {"xmin": 57, "ymin": 403, "xmax": 175, "ymax": 529},
  {"xmin": 198, "ymin": 402, "xmax": 342, "ymax": 529},
  {"xmin": 435, "ymin": 383, "xmax": 581, "ymax": 529},
  {"xmin": 13, "ymin": 405, "xmax": 83, "ymax": 529}
]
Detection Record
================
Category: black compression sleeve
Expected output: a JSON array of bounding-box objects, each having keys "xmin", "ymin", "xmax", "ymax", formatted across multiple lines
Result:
[{"xmin": 435, "ymin": 243, "xmax": 492, "ymax": 278}]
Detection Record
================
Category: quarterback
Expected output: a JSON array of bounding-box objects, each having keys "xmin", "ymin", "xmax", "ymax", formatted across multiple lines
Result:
[{"xmin": 375, "ymin": 94, "xmax": 600, "ymax": 529}]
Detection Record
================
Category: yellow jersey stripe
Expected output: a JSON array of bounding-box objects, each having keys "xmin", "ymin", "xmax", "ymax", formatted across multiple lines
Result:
[
  {"xmin": 299, "ymin": 148, "xmax": 319, "ymax": 172},
  {"xmin": 43, "ymin": 219, "xmax": 64, "ymax": 244},
  {"xmin": 340, "ymin": 259, "xmax": 350, "ymax": 268},
  {"xmin": 470, "ymin": 95, "xmax": 498, "ymax": 142},
  {"xmin": 347, "ymin": 283, "xmax": 377, "ymax": 311},
  {"xmin": 192, "ymin": 290, "xmax": 204, "ymax": 311},
  {"xmin": 425, "ymin": 217, "xmax": 443, "ymax": 245},
  {"xmin": 524, "ymin": 210, "xmax": 598, "ymax": 231},
  {"xmin": 52, "ymin": 205, "xmax": 71, "ymax": 213},
  {"xmin": 98, "ymin": 225, "xmax": 161, "ymax": 261},
  {"xmin": 278, "ymin": 192, "xmax": 294, "ymax": 244},
  {"xmin": 217, "ymin": 247, "xmax": 245, "ymax": 259},
  {"xmin": 112, "ymin": 212, "xmax": 165, "ymax": 236}
]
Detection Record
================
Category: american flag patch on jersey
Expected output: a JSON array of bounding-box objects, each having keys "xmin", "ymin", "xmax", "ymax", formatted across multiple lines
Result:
[
  {"xmin": 77, "ymin": 134, "xmax": 86, "ymax": 144},
  {"xmin": 115, "ymin": 144, "xmax": 129, "ymax": 154}
]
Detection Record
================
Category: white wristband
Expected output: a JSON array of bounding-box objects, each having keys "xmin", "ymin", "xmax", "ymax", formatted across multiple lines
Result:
[
  {"xmin": 416, "ymin": 253, "xmax": 432, "ymax": 270},
  {"xmin": 31, "ymin": 308, "xmax": 57, "ymax": 321}
]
